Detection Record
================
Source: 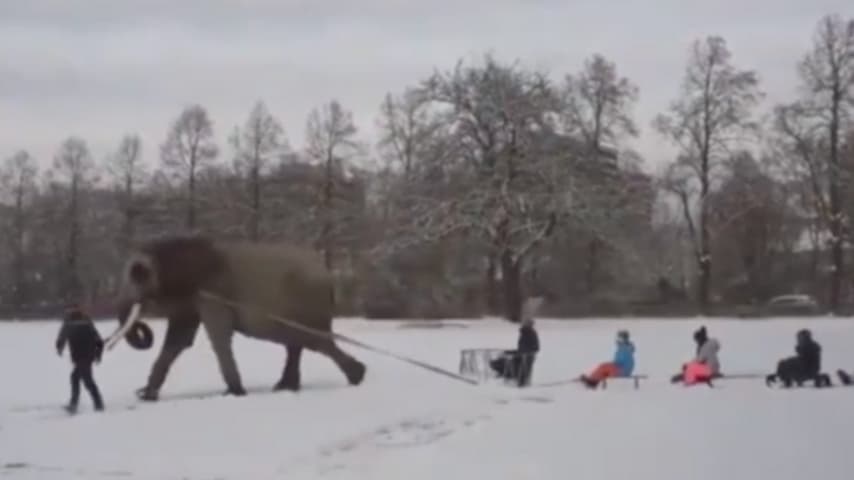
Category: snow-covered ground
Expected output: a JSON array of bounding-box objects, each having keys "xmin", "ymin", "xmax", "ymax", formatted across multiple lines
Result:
[{"xmin": 2, "ymin": 316, "xmax": 854, "ymax": 479}]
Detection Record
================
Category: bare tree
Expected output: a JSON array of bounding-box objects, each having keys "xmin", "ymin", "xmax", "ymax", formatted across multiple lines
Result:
[
  {"xmin": 561, "ymin": 53, "xmax": 640, "ymax": 295},
  {"xmin": 305, "ymin": 100, "xmax": 361, "ymax": 271},
  {"xmin": 708, "ymin": 152, "xmax": 797, "ymax": 301},
  {"xmin": 50, "ymin": 137, "xmax": 98, "ymax": 300},
  {"xmin": 774, "ymin": 14, "xmax": 854, "ymax": 311},
  {"xmin": 408, "ymin": 55, "xmax": 567, "ymax": 322},
  {"xmin": 373, "ymin": 89, "xmax": 455, "ymax": 242},
  {"xmin": 0, "ymin": 150, "xmax": 39, "ymax": 308},
  {"xmin": 106, "ymin": 134, "xmax": 147, "ymax": 253},
  {"xmin": 655, "ymin": 36, "xmax": 763, "ymax": 312},
  {"xmin": 229, "ymin": 100, "xmax": 288, "ymax": 241},
  {"xmin": 376, "ymin": 89, "xmax": 446, "ymax": 179},
  {"xmin": 160, "ymin": 104, "xmax": 219, "ymax": 231},
  {"xmin": 561, "ymin": 53, "xmax": 640, "ymax": 153}
]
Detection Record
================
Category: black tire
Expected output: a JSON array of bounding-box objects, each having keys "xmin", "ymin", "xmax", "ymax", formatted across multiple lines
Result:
[{"xmin": 126, "ymin": 322, "xmax": 154, "ymax": 349}]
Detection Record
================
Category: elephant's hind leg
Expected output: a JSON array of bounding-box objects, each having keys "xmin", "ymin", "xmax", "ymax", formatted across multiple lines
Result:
[
  {"xmin": 308, "ymin": 338, "xmax": 366, "ymax": 386},
  {"xmin": 274, "ymin": 344, "xmax": 302, "ymax": 391}
]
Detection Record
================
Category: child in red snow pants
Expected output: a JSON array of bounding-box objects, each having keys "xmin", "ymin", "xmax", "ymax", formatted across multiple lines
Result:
[{"xmin": 587, "ymin": 362, "xmax": 622, "ymax": 382}]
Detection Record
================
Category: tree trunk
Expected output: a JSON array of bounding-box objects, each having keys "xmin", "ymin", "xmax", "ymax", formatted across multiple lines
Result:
[
  {"xmin": 585, "ymin": 239, "xmax": 599, "ymax": 295},
  {"xmin": 697, "ymin": 254, "xmax": 711, "ymax": 314},
  {"xmin": 321, "ymin": 150, "xmax": 335, "ymax": 272},
  {"xmin": 12, "ymin": 191, "xmax": 26, "ymax": 309},
  {"xmin": 698, "ymin": 61, "xmax": 713, "ymax": 314},
  {"xmin": 500, "ymin": 249, "xmax": 523, "ymax": 323},
  {"xmin": 809, "ymin": 226, "xmax": 820, "ymax": 283},
  {"xmin": 828, "ymin": 84, "xmax": 844, "ymax": 313},
  {"xmin": 249, "ymin": 163, "xmax": 261, "ymax": 242},
  {"xmin": 66, "ymin": 180, "xmax": 81, "ymax": 301},
  {"xmin": 187, "ymin": 168, "xmax": 196, "ymax": 231},
  {"xmin": 485, "ymin": 254, "xmax": 498, "ymax": 314},
  {"xmin": 698, "ymin": 162, "xmax": 711, "ymax": 313},
  {"xmin": 121, "ymin": 213, "xmax": 134, "ymax": 254},
  {"xmin": 121, "ymin": 176, "xmax": 135, "ymax": 255},
  {"xmin": 830, "ymin": 214, "xmax": 843, "ymax": 312}
]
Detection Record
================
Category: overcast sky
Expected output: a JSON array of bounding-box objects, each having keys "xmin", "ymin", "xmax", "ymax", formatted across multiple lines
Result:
[{"xmin": 1, "ymin": 0, "xmax": 851, "ymax": 175}]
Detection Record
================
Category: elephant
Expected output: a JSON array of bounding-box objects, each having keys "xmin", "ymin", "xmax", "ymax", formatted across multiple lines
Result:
[{"xmin": 106, "ymin": 235, "xmax": 366, "ymax": 401}]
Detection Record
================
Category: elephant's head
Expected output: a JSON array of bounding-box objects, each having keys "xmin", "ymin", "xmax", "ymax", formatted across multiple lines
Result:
[
  {"xmin": 107, "ymin": 252, "xmax": 158, "ymax": 350},
  {"xmin": 106, "ymin": 237, "xmax": 225, "ymax": 352}
]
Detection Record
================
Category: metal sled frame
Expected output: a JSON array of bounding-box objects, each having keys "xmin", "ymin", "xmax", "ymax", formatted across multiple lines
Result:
[
  {"xmin": 459, "ymin": 348, "xmax": 536, "ymax": 385},
  {"xmin": 599, "ymin": 375, "xmax": 648, "ymax": 390}
]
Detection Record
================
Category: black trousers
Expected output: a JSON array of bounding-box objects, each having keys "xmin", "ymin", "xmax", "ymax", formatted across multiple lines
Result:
[
  {"xmin": 775, "ymin": 357, "xmax": 818, "ymax": 385},
  {"xmin": 70, "ymin": 362, "xmax": 103, "ymax": 408}
]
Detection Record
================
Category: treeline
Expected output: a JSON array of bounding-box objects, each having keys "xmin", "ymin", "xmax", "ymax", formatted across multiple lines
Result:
[{"xmin": 1, "ymin": 13, "xmax": 853, "ymax": 321}]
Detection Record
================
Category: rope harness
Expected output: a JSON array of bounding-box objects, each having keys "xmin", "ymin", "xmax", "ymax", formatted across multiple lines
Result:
[{"xmin": 198, "ymin": 291, "xmax": 479, "ymax": 386}]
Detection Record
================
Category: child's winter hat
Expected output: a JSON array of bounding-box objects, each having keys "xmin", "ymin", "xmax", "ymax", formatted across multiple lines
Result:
[
  {"xmin": 617, "ymin": 330, "xmax": 630, "ymax": 341},
  {"xmin": 693, "ymin": 325, "xmax": 708, "ymax": 343}
]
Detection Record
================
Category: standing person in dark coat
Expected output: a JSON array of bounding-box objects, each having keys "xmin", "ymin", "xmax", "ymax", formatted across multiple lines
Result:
[
  {"xmin": 56, "ymin": 304, "xmax": 105, "ymax": 412},
  {"xmin": 766, "ymin": 329, "xmax": 829, "ymax": 388},
  {"xmin": 490, "ymin": 297, "xmax": 542, "ymax": 387}
]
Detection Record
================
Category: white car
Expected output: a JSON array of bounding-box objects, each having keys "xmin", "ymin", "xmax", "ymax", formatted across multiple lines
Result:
[{"xmin": 765, "ymin": 294, "xmax": 821, "ymax": 315}]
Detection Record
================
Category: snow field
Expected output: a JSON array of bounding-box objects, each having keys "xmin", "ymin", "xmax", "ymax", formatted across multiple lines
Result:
[{"xmin": 2, "ymin": 317, "xmax": 854, "ymax": 479}]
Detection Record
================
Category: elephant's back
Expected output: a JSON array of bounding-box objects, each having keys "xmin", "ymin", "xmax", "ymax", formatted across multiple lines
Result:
[{"xmin": 208, "ymin": 241, "xmax": 335, "ymax": 334}]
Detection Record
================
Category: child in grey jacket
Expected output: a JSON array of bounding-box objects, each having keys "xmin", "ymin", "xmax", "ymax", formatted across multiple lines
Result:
[{"xmin": 671, "ymin": 326, "xmax": 721, "ymax": 383}]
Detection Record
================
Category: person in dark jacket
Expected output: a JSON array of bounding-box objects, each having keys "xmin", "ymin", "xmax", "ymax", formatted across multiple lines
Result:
[
  {"xmin": 56, "ymin": 304, "xmax": 105, "ymax": 412},
  {"xmin": 489, "ymin": 298, "xmax": 542, "ymax": 387},
  {"xmin": 766, "ymin": 329, "xmax": 830, "ymax": 388}
]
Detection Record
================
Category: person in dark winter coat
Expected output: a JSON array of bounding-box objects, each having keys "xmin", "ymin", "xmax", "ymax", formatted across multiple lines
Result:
[
  {"xmin": 56, "ymin": 305, "xmax": 105, "ymax": 412},
  {"xmin": 490, "ymin": 298, "xmax": 542, "ymax": 387},
  {"xmin": 767, "ymin": 329, "xmax": 829, "ymax": 387}
]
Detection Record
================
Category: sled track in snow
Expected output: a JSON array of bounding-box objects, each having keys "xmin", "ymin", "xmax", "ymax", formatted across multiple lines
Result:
[{"xmin": 278, "ymin": 392, "xmax": 561, "ymax": 477}]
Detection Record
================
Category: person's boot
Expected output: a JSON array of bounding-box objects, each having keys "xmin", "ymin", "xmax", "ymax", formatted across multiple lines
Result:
[
  {"xmin": 86, "ymin": 379, "xmax": 105, "ymax": 411},
  {"xmin": 695, "ymin": 375, "xmax": 714, "ymax": 388},
  {"xmin": 765, "ymin": 374, "xmax": 776, "ymax": 387},
  {"xmin": 837, "ymin": 369, "xmax": 852, "ymax": 386},
  {"xmin": 579, "ymin": 375, "xmax": 598, "ymax": 389},
  {"xmin": 66, "ymin": 386, "xmax": 80, "ymax": 414}
]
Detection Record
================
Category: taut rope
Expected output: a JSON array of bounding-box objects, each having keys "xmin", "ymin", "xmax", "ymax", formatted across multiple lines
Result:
[{"xmin": 198, "ymin": 291, "xmax": 478, "ymax": 386}]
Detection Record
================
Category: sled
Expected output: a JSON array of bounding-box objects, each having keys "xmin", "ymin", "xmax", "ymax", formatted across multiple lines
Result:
[
  {"xmin": 598, "ymin": 374, "xmax": 649, "ymax": 390},
  {"xmin": 458, "ymin": 348, "xmax": 536, "ymax": 386}
]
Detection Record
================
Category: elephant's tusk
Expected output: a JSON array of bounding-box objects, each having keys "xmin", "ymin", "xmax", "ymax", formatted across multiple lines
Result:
[{"xmin": 105, "ymin": 303, "xmax": 142, "ymax": 351}]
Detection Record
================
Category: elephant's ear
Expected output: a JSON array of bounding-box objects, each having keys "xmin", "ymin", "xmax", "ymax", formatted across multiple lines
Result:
[{"xmin": 124, "ymin": 253, "xmax": 159, "ymax": 297}]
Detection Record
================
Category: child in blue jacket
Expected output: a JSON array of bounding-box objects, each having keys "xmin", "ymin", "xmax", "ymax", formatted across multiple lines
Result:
[{"xmin": 580, "ymin": 330, "xmax": 635, "ymax": 389}]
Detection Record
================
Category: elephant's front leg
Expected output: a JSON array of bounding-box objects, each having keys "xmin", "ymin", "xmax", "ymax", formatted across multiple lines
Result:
[
  {"xmin": 199, "ymin": 300, "xmax": 246, "ymax": 396},
  {"xmin": 138, "ymin": 311, "xmax": 201, "ymax": 401}
]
